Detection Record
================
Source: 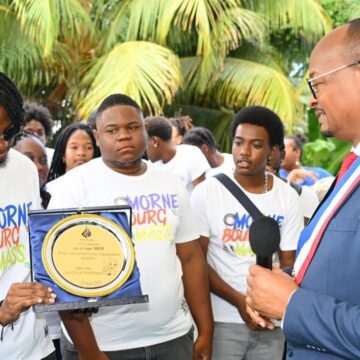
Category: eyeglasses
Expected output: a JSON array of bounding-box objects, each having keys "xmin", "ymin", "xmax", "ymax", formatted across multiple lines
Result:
[
  {"xmin": 0, "ymin": 125, "xmax": 18, "ymax": 142},
  {"xmin": 307, "ymin": 60, "xmax": 360, "ymax": 99}
]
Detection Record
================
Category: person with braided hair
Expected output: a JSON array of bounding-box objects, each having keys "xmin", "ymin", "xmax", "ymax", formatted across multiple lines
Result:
[
  {"xmin": 46, "ymin": 122, "xmax": 100, "ymax": 195},
  {"xmin": 169, "ymin": 115, "xmax": 193, "ymax": 145},
  {"xmin": 182, "ymin": 127, "xmax": 234, "ymax": 177},
  {"xmin": 0, "ymin": 72, "xmax": 56, "ymax": 359}
]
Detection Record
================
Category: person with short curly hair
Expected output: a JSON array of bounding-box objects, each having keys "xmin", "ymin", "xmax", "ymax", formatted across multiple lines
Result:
[
  {"xmin": 191, "ymin": 105, "xmax": 303, "ymax": 360},
  {"xmin": 23, "ymin": 101, "xmax": 55, "ymax": 164}
]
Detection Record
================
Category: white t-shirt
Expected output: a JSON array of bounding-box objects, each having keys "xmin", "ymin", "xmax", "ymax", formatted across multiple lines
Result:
[
  {"xmin": 48, "ymin": 158, "xmax": 198, "ymax": 351},
  {"xmin": 206, "ymin": 153, "xmax": 234, "ymax": 178},
  {"xmin": 297, "ymin": 183, "xmax": 319, "ymax": 219},
  {"xmin": 191, "ymin": 173, "xmax": 303, "ymax": 324},
  {"xmin": 154, "ymin": 144, "xmax": 210, "ymax": 194},
  {"xmin": 45, "ymin": 175, "xmax": 65, "ymax": 195},
  {"xmin": 45, "ymin": 147, "xmax": 54, "ymax": 166},
  {"xmin": 0, "ymin": 149, "xmax": 54, "ymax": 360}
]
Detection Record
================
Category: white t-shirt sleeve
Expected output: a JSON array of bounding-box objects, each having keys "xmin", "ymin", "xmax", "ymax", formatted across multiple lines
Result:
[
  {"xmin": 279, "ymin": 188, "xmax": 303, "ymax": 251},
  {"xmin": 48, "ymin": 172, "xmax": 83, "ymax": 209},
  {"xmin": 190, "ymin": 182, "xmax": 210, "ymax": 238},
  {"xmin": 299, "ymin": 186, "xmax": 319, "ymax": 219},
  {"xmin": 188, "ymin": 146, "xmax": 210, "ymax": 181},
  {"xmin": 174, "ymin": 178, "xmax": 200, "ymax": 243},
  {"xmin": 30, "ymin": 164, "xmax": 42, "ymax": 210}
]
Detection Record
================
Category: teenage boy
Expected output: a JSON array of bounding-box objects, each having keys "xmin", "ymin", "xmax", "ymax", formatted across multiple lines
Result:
[
  {"xmin": 190, "ymin": 105, "xmax": 303, "ymax": 360},
  {"xmin": 48, "ymin": 94, "xmax": 213, "ymax": 360}
]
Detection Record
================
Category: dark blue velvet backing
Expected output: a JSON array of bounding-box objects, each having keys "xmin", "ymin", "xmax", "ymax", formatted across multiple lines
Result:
[{"xmin": 28, "ymin": 210, "xmax": 143, "ymax": 306}]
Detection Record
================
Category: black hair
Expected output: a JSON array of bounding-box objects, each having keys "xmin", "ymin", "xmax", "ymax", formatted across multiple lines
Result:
[
  {"xmin": 24, "ymin": 101, "xmax": 53, "ymax": 138},
  {"xmin": 0, "ymin": 72, "xmax": 24, "ymax": 133},
  {"xmin": 96, "ymin": 94, "xmax": 142, "ymax": 119},
  {"xmin": 47, "ymin": 123, "xmax": 100, "ymax": 182},
  {"xmin": 169, "ymin": 115, "xmax": 193, "ymax": 138},
  {"xmin": 230, "ymin": 106, "xmax": 284, "ymax": 148},
  {"xmin": 144, "ymin": 116, "xmax": 172, "ymax": 141},
  {"xmin": 182, "ymin": 127, "xmax": 217, "ymax": 151}
]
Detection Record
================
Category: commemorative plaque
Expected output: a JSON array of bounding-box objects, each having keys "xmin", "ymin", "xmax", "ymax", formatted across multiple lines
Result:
[{"xmin": 28, "ymin": 206, "xmax": 148, "ymax": 312}]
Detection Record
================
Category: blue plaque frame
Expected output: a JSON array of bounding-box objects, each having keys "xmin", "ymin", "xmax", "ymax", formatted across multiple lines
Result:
[{"xmin": 28, "ymin": 205, "xmax": 148, "ymax": 312}]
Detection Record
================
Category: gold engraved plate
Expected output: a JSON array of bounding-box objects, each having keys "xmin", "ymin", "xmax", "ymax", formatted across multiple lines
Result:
[{"xmin": 42, "ymin": 214, "xmax": 135, "ymax": 297}]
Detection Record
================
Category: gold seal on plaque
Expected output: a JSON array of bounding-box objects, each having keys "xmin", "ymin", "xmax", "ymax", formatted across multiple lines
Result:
[{"xmin": 42, "ymin": 214, "xmax": 135, "ymax": 297}]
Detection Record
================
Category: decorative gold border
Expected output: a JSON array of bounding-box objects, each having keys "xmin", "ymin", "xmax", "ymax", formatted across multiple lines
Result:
[{"xmin": 42, "ymin": 214, "xmax": 135, "ymax": 297}]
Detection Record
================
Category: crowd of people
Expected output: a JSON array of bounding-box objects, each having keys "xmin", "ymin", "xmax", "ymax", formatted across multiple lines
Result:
[{"xmin": 1, "ymin": 18, "xmax": 360, "ymax": 360}]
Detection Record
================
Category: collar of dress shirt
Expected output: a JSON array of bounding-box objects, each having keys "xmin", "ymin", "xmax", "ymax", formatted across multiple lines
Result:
[{"xmin": 352, "ymin": 143, "xmax": 360, "ymax": 156}]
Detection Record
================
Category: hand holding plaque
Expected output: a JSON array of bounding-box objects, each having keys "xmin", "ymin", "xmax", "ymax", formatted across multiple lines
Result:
[{"xmin": 29, "ymin": 206, "xmax": 148, "ymax": 312}]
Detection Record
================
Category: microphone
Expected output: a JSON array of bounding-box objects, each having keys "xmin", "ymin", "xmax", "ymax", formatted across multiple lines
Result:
[{"xmin": 249, "ymin": 216, "xmax": 281, "ymax": 269}]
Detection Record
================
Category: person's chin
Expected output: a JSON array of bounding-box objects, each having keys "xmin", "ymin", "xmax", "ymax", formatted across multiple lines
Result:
[{"xmin": 235, "ymin": 168, "xmax": 254, "ymax": 176}]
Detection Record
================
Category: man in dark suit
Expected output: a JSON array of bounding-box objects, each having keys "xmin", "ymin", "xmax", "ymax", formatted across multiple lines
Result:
[{"xmin": 246, "ymin": 19, "xmax": 360, "ymax": 360}]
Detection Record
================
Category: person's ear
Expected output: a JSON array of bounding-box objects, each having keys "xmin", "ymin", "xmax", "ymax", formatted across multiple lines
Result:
[
  {"xmin": 268, "ymin": 146, "xmax": 276, "ymax": 164},
  {"xmin": 200, "ymin": 144, "xmax": 209, "ymax": 154},
  {"xmin": 149, "ymin": 136, "xmax": 158, "ymax": 148},
  {"xmin": 153, "ymin": 137, "xmax": 159, "ymax": 148}
]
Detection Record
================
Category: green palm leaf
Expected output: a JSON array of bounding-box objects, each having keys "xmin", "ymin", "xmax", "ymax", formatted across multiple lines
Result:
[
  {"xmin": 213, "ymin": 57, "xmax": 301, "ymax": 129},
  {"xmin": 100, "ymin": 0, "xmax": 133, "ymax": 51},
  {"xmin": 213, "ymin": 7, "xmax": 265, "ymax": 55},
  {"xmin": 0, "ymin": 7, "xmax": 43, "ymax": 90},
  {"xmin": 76, "ymin": 41, "xmax": 181, "ymax": 117},
  {"xmin": 249, "ymin": 0, "xmax": 332, "ymax": 41},
  {"xmin": 13, "ymin": 0, "xmax": 92, "ymax": 56}
]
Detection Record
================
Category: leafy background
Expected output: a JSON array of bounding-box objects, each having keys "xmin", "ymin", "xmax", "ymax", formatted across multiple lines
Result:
[{"xmin": 0, "ymin": 0, "xmax": 359, "ymax": 173}]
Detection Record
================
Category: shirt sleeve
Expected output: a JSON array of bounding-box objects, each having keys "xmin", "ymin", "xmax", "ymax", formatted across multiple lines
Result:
[
  {"xmin": 29, "ymin": 162, "xmax": 42, "ymax": 210},
  {"xmin": 47, "ymin": 172, "xmax": 83, "ymax": 210},
  {"xmin": 279, "ymin": 188, "xmax": 304, "ymax": 251},
  {"xmin": 190, "ymin": 181, "xmax": 210, "ymax": 238},
  {"xmin": 173, "ymin": 177, "xmax": 200, "ymax": 243},
  {"xmin": 188, "ymin": 146, "xmax": 210, "ymax": 181}
]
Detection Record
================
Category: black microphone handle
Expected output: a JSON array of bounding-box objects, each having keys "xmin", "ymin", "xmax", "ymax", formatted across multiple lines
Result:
[{"xmin": 256, "ymin": 256, "xmax": 272, "ymax": 269}]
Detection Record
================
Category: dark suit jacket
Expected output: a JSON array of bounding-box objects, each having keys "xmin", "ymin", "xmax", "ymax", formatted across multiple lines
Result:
[{"xmin": 283, "ymin": 184, "xmax": 360, "ymax": 359}]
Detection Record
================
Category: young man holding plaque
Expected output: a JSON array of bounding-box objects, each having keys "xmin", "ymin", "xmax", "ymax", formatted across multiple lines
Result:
[
  {"xmin": 0, "ymin": 72, "xmax": 56, "ymax": 359},
  {"xmin": 48, "ymin": 94, "xmax": 213, "ymax": 360}
]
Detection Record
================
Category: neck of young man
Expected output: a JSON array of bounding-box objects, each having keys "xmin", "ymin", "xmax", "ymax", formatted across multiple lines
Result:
[
  {"xmin": 210, "ymin": 151, "xmax": 224, "ymax": 168},
  {"xmin": 161, "ymin": 142, "xmax": 177, "ymax": 163},
  {"xmin": 234, "ymin": 169, "xmax": 269, "ymax": 194},
  {"xmin": 104, "ymin": 157, "xmax": 147, "ymax": 176}
]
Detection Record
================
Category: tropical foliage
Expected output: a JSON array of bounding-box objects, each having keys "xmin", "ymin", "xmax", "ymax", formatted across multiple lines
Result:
[
  {"xmin": 301, "ymin": 0, "xmax": 360, "ymax": 174},
  {"xmin": 0, "ymin": 0, "xmax": 332, "ymax": 148}
]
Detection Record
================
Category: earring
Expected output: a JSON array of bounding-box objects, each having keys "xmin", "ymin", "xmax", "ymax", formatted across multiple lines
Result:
[{"xmin": 154, "ymin": 143, "xmax": 158, "ymax": 148}]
